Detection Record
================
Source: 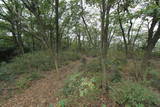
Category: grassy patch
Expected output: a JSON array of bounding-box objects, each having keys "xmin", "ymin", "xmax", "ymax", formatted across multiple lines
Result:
[
  {"xmin": 0, "ymin": 50, "xmax": 80, "ymax": 82},
  {"xmin": 80, "ymin": 58, "xmax": 101, "ymax": 72},
  {"xmin": 0, "ymin": 50, "xmax": 80, "ymax": 102},
  {"xmin": 0, "ymin": 51, "xmax": 53, "ymax": 82},
  {"xmin": 58, "ymin": 51, "xmax": 160, "ymax": 106},
  {"xmin": 58, "ymin": 71, "xmax": 102, "ymax": 106},
  {"xmin": 109, "ymin": 81, "xmax": 160, "ymax": 107}
]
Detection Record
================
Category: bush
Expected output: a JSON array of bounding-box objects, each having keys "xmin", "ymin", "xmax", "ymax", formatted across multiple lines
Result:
[
  {"xmin": 60, "ymin": 51, "xmax": 80, "ymax": 62},
  {"xmin": 61, "ymin": 72, "xmax": 102, "ymax": 105},
  {"xmin": 109, "ymin": 81, "xmax": 160, "ymax": 107},
  {"xmin": 15, "ymin": 72, "xmax": 42, "ymax": 89},
  {"xmin": 146, "ymin": 68, "xmax": 160, "ymax": 90},
  {"xmin": 80, "ymin": 59, "xmax": 101, "ymax": 72},
  {"xmin": 83, "ymin": 49, "xmax": 99, "ymax": 57},
  {"xmin": 0, "ymin": 50, "xmax": 81, "ymax": 82},
  {"xmin": 62, "ymin": 72, "xmax": 83, "ymax": 96},
  {"xmin": 16, "ymin": 77, "xmax": 30, "ymax": 89},
  {"xmin": 0, "ymin": 51, "xmax": 53, "ymax": 81},
  {"xmin": 27, "ymin": 72, "xmax": 43, "ymax": 81}
]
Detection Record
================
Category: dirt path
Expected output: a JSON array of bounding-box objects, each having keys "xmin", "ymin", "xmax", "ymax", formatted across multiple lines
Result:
[{"xmin": 1, "ymin": 60, "xmax": 81, "ymax": 107}]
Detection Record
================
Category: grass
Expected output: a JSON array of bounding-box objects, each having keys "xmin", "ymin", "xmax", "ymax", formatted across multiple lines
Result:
[
  {"xmin": 57, "ymin": 50, "xmax": 160, "ymax": 106},
  {"xmin": 109, "ymin": 80, "xmax": 160, "ymax": 106},
  {"xmin": 0, "ymin": 50, "xmax": 80, "ymax": 102},
  {"xmin": 0, "ymin": 51, "xmax": 53, "ymax": 82},
  {"xmin": 1, "ymin": 49, "xmax": 160, "ymax": 106},
  {"xmin": 58, "ymin": 71, "xmax": 102, "ymax": 106},
  {"xmin": 0, "ymin": 50, "xmax": 80, "ymax": 82}
]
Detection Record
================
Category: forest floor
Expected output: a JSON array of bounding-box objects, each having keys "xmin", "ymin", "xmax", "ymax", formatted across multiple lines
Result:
[
  {"xmin": 1, "ymin": 58, "xmax": 89, "ymax": 107},
  {"xmin": 1, "ymin": 56, "xmax": 160, "ymax": 107}
]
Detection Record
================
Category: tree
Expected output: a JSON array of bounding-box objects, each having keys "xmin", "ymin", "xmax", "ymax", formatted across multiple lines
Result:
[
  {"xmin": 100, "ymin": 0, "xmax": 115, "ymax": 93},
  {"xmin": 144, "ymin": 0, "xmax": 160, "ymax": 56},
  {"xmin": 0, "ymin": 0, "xmax": 25, "ymax": 54},
  {"xmin": 55, "ymin": 0, "xmax": 59, "ymax": 54}
]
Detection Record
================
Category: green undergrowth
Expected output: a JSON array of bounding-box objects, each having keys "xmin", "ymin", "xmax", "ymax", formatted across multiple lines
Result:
[
  {"xmin": 0, "ymin": 50, "xmax": 80, "ymax": 89},
  {"xmin": 109, "ymin": 81, "xmax": 160, "ymax": 107},
  {"xmin": 83, "ymin": 49, "xmax": 99, "ymax": 57},
  {"xmin": 16, "ymin": 72, "xmax": 43, "ymax": 89},
  {"xmin": 58, "ymin": 53, "xmax": 160, "ymax": 106},
  {"xmin": 58, "ymin": 71, "xmax": 102, "ymax": 106}
]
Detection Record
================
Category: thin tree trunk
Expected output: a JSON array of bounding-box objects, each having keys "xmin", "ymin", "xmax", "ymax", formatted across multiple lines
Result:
[
  {"xmin": 80, "ymin": 0, "xmax": 94, "ymax": 47},
  {"xmin": 55, "ymin": 0, "xmax": 60, "ymax": 73},
  {"xmin": 117, "ymin": 3, "xmax": 128, "ymax": 55},
  {"xmin": 55, "ymin": 0, "xmax": 59, "ymax": 54},
  {"xmin": 101, "ymin": 0, "xmax": 107, "ymax": 94}
]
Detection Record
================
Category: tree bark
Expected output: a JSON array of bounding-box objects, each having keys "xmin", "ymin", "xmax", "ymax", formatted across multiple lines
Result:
[
  {"xmin": 101, "ymin": 0, "xmax": 106, "ymax": 94},
  {"xmin": 145, "ymin": 22, "xmax": 160, "ymax": 56},
  {"xmin": 100, "ymin": 0, "xmax": 111, "ymax": 94},
  {"xmin": 55, "ymin": 0, "xmax": 59, "ymax": 54},
  {"xmin": 54, "ymin": 0, "xmax": 60, "ymax": 73},
  {"xmin": 117, "ymin": 3, "xmax": 128, "ymax": 55}
]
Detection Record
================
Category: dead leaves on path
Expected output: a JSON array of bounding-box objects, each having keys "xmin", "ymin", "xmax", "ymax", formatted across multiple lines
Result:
[{"xmin": 1, "ymin": 61, "xmax": 81, "ymax": 107}]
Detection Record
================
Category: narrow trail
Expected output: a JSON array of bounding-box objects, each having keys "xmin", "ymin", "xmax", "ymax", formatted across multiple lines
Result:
[{"xmin": 1, "ymin": 60, "xmax": 82, "ymax": 107}]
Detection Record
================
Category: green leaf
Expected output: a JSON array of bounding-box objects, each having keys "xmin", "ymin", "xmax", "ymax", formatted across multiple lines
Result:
[
  {"xmin": 49, "ymin": 104, "xmax": 54, "ymax": 107},
  {"xmin": 101, "ymin": 104, "xmax": 106, "ymax": 107}
]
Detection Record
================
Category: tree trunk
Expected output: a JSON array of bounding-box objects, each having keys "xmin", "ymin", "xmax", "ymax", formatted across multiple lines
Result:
[
  {"xmin": 117, "ymin": 3, "xmax": 128, "ymax": 56},
  {"xmin": 54, "ymin": 0, "xmax": 60, "ymax": 73},
  {"xmin": 80, "ymin": 0, "xmax": 94, "ymax": 47},
  {"xmin": 11, "ymin": 24, "xmax": 24, "ymax": 55},
  {"xmin": 100, "ymin": 0, "xmax": 110, "ymax": 94},
  {"xmin": 55, "ymin": 0, "xmax": 59, "ymax": 54},
  {"xmin": 77, "ymin": 32, "xmax": 81, "ymax": 51},
  {"xmin": 145, "ymin": 22, "xmax": 160, "ymax": 56}
]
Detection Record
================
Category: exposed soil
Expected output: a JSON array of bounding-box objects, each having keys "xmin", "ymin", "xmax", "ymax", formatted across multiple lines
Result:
[{"xmin": 1, "ymin": 60, "xmax": 82, "ymax": 107}]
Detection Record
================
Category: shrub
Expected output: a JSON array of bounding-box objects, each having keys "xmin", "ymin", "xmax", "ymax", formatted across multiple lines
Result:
[
  {"xmin": 108, "ymin": 50, "xmax": 127, "ymax": 61},
  {"xmin": 16, "ymin": 77, "xmax": 30, "ymax": 89},
  {"xmin": 146, "ymin": 68, "xmax": 160, "ymax": 90},
  {"xmin": 62, "ymin": 72, "xmax": 83, "ymax": 96},
  {"xmin": 15, "ymin": 72, "xmax": 42, "ymax": 89},
  {"xmin": 60, "ymin": 51, "xmax": 80, "ymax": 62},
  {"xmin": 0, "ymin": 51, "xmax": 54, "ymax": 81},
  {"xmin": 81, "ymin": 59, "xmax": 101, "ymax": 72},
  {"xmin": 146, "ymin": 67, "xmax": 160, "ymax": 80},
  {"xmin": 61, "ymin": 72, "xmax": 102, "ymax": 105},
  {"xmin": 83, "ymin": 49, "xmax": 99, "ymax": 57},
  {"xmin": 109, "ymin": 81, "xmax": 160, "ymax": 107},
  {"xmin": 107, "ymin": 71, "xmax": 122, "ymax": 83},
  {"xmin": 0, "ymin": 50, "xmax": 80, "ymax": 82},
  {"xmin": 27, "ymin": 72, "xmax": 43, "ymax": 81}
]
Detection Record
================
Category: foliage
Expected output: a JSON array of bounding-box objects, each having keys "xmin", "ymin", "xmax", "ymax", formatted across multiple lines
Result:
[
  {"xmin": 61, "ymin": 71, "xmax": 101, "ymax": 105},
  {"xmin": 62, "ymin": 72, "xmax": 83, "ymax": 96},
  {"xmin": 80, "ymin": 58, "xmax": 101, "ymax": 72},
  {"xmin": 16, "ymin": 72, "xmax": 42, "ymax": 89},
  {"xmin": 0, "ymin": 35, "xmax": 15, "ymax": 49},
  {"xmin": 0, "ymin": 50, "xmax": 80, "ymax": 82},
  {"xmin": 1, "ymin": 0, "xmax": 160, "ymax": 106},
  {"xmin": 0, "ymin": 51, "xmax": 52, "ymax": 81},
  {"xmin": 57, "ymin": 99, "xmax": 66, "ymax": 107},
  {"xmin": 146, "ymin": 68, "xmax": 160, "ymax": 90},
  {"xmin": 16, "ymin": 77, "xmax": 30, "ymax": 89},
  {"xmin": 109, "ymin": 81, "xmax": 160, "ymax": 106},
  {"xmin": 82, "ymin": 49, "xmax": 99, "ymax": 57},
  {"xmin": 60, "ymin": 50, "xmax": 80, "ymax": 63}
]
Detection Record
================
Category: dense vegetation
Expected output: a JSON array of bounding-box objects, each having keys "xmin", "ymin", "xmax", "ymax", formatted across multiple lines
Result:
[{"xmin": 0, "ymin": 0, "xmax": 160, "ymax": 106}]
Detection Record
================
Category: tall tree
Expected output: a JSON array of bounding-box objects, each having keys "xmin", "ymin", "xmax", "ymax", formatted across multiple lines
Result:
[
  {"xmin": 100, "ymin": 0, "xmax": 112, "ymax": 93},
  {"xmin": 0, "ymin": 0, "xmax": 25, "ymax": 54},
  {"xmin": 144, "ymin": 0, "xmax": 160, "ymax": 56},
  {"xmin": 55, "ymin": 0, "xmax": 59, "ymax": 54}
]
